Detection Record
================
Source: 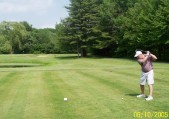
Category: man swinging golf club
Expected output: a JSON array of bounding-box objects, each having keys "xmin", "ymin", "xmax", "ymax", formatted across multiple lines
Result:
[{"xmin": 134, "ymin": 50, "xmax": 157, "ymax": 101}]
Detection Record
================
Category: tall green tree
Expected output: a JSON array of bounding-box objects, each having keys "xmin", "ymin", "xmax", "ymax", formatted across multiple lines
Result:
[
  {"xmin": 0, "ymin": 21, "xmax": 28, "ymax": 53},
  {"xmin": 66, "ymin": 0, "xmax": 102, "ymax": 57},
  {"xmin": 30, "ymin": 28, "xmax": 58, "ymax": 54},
  {"xmin": 92, "ymin": 0, "xmax": 137, "ymax": 56},
  {"xmin": 121, "ymin": 0, "xmax": 169, "ymax": 59},
  {"xmin": 0, "ymin": 35, "xmax": 12, "ymax": 54},
  {"xmin": 93, "ymin": 0, "xmax": 117, "ymax": 56},
  {"xmin": 55, "ymin": 20, "xmax": 77, "ymax": 54},
  {"xmin": 152, "ymin": 0, "xmax": 169, "ymax": 59}
]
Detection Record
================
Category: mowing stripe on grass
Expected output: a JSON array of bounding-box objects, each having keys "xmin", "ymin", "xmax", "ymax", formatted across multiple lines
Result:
[
  {"xmin": 0, "ymin": 72, "xmax": 18, "ymax": 99},
  {"xmin": 0, "ymin": 72, "xmax": 16, "ymax": 86},
  {"xmin": 0, "ymin": 72, "xmax": 24, "ymax": 119},
  {"xmin": 23, "ymin": 71, "xmax": 54, "ymax": 119},
  {"xmin": 78, "ymin": 70, "xmax": 135, "ymax": 94},
  {"xmin": 101, "ymin": 68, "xmax": 139, "ymax": 84},
  {"xmin": 43, "ymin": 71, "xmax": 78, "ymax": 119},
  {"xmin": 4, "ymin": 72, "xmax": 29, "ymax": 119}
]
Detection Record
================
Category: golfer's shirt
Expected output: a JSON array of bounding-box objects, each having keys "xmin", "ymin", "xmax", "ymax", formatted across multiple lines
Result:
[{"xmin": 140, "ymin": 56, "xmax": 153, "ymax": 73}]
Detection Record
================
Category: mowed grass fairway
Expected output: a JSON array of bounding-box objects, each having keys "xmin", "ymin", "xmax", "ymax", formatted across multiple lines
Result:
[{"xmin": 0, "ymin": 54, "xmax": 168, "ymax": 119}]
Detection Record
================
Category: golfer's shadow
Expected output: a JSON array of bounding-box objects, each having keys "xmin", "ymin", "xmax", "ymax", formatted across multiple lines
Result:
[{"xmin": 125, "ymin": 94, "xmax": 138, "ymax": 97}]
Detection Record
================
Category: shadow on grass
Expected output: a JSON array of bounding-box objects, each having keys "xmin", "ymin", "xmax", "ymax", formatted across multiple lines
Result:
[
  {"xmin": 55, "ymin": 55, "xmax": 107, "ymax": 60},
  {"xmin": 55, "ymin": 56, "xmax": 79, "ymax": 60},
  {"xmin": 125, "ymin": 93, "xmax": 138, "ymax": 97},
  {"xmin": 0, "ymin": 64, "xmax": 42, "ymax": 68},
  {"xmin": 54, "ymin": 54, "xmax": 136, "ymax": 62}
]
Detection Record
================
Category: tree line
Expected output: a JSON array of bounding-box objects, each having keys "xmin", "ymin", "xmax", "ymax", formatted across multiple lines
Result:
[
  {"xmin": 0, "ymin": 0, "xmax": 169, "ymax": 61},
  {"xmin": 57, "ymin": 0, "xmax": 169, "ymax": 60},
  {"xmin": 0, "ymin": 21, "xmax": 65, "ymax": 54}
]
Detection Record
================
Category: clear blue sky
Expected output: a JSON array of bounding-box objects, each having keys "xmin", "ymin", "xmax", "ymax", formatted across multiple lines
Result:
[{"xmin": 0, "ymin": 0, "xmax": 70, "ymax": 28}]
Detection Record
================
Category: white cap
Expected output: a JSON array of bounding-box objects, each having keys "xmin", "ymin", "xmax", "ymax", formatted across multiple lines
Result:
[{"xmin": 134, "ymin": 51, "xmax": 142, "ymax": 57}]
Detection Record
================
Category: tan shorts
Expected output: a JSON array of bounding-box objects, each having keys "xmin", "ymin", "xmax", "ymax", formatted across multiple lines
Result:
[{"xmin": 140, "ymin": 70, "xmax": 154, "ymax": 85}]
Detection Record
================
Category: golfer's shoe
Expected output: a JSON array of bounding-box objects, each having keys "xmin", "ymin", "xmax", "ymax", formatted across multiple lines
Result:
[
  {"xmin": 137, "ymin": 94, "xmax": 146, "ymax": 98},
  {"xmin": 145, "ymin": 96, "xmax": 153, "ymax": 101}
]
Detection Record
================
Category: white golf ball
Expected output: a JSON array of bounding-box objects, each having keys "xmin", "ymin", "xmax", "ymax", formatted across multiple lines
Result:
[
  {"xmin": 64, "ymin": 98, "xmax": 68, "ymax": 101},
  {"xmin": 122, "ymin": 98, "xmax": 124, "ymax": 100}
]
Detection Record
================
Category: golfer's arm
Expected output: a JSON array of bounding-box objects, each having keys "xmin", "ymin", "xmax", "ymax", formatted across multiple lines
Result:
[
  {"xmin": 141, "ymin": 55, "xmax": 149, "ymax": 62},
  {"xmin": 150, "ymin": 53, "xmax": 157, "ymax": 60},
  {"xmin": 137, "ymin": 56, "xmax": 148, "ymax": 63}
]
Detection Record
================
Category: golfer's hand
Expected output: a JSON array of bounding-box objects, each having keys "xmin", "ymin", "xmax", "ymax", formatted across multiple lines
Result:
[{"xmin": 146, "ymin": 51, "xmax": 150, "ymax": 55}]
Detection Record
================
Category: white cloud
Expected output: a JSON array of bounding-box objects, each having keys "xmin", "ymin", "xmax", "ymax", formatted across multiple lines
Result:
[{"xmin": 0, "ymin": 0, "xmax": 54, "ymax": 13}]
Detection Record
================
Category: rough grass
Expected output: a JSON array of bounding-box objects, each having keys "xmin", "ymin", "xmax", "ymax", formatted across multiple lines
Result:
[{"xmin": 0, "ymin": 54, "xmax": 168, "ymax": 119}]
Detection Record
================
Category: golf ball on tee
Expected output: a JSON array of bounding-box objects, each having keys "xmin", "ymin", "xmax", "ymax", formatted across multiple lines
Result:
[
  {"xmin": 64, "ymin": 98, "xmax": 68, "ymax": 101},
  {"xmin": 122, "ymin": 98, "xmax": 123, "ymax": 100}
]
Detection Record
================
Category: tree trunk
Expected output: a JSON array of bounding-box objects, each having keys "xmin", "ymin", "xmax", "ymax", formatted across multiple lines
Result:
[
  {"xmin": 77, "ymin": 44, "xmax": 80, "ymax": 58},
  {"xmin": 80, "ymin": 48, "xmax": 87, "ymax": 57}
]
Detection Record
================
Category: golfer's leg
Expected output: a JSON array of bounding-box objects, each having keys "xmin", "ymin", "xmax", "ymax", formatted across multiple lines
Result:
[
  {"xmin": 147, "ymin": 70, "xmax": 154, "ymax": 96},
  {"xmin": 140, "ymin": 72, "xmax": 146, "ymax": 94},
  {"xmin": 148, "ymin": 84, "xmax": 153, "ymax": 96},
  {"xmin": 140, "ymin": 85, "xmax": 145, "ymax": 94}
]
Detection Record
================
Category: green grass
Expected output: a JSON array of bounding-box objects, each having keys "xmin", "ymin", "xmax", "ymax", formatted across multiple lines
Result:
[{"xmin": 0, "ymin": 54, "xmax": 168, "ymax": 119}]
